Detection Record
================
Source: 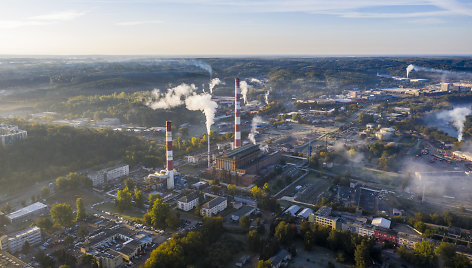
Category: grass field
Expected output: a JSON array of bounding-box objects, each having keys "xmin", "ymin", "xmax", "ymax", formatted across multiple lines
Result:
[
  {"xmin": 291, "ymin": 241, "xmax": 348, "ymax": 268},
  {"xmin": 96, "ymin": 201, "xmax": 145, "ymax": 220},
  {"xmin": 45, "ymin": 188, "xmax": 104, "ymax": 210}
]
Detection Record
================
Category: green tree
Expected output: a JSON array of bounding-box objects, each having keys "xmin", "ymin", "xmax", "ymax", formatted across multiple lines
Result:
[
  {"xmin": 148, "ymin": 193, "xmax": 160, "ymax": 206},
  {"xmin": 134, "ymin": 188, "xmax": 144, "ymax": 208},
  {"xmin": 77, "ymin": 225, "xmax": 88, "ymax": 238},
  {"xmin": 248, "ymin": 230, "xmax": 261, "ymax": 252},
  {"xmin": 358, "ymin": 113, "xmax": 374, "ymax": 125},
  {"xmin": 165, "ymin": 213, "xmax": 180, "ymax": 228},
  {"xmin": 116, "ymin": 186, "xmax": 133, "ymax": 211},
  {"xmin": 414, "ymin": 241, "xmax": 435, "ymax": 267},
  {"xmin": 251, "ymin": 185, "xmax": 264, "ymax": 200},
  {"xmin": 435, "ymin": 242, "xmax": 456, "ymax": 268},
  {"xmin": 151, "ymin": 197, "xmax": 170, "ymax": 229},
  {"xmin": 36, "ymin": 216, "xmax": 53, "ymax": 230},
  {"xmin": 40, "ymin": 186, "xmax": 50, "ymax": 198},
  {"xmin": 256, "ymin": 260, "xmax": 272, "ymax": 268},
  {"xmin": 22, "ymin": 241, "xmax": 30, "ymax": 254},
  {"xmin": 124, "ymin": 178, "xmax": 135, "ymax": 191},
  {"xmin": 354, "ymin": 240, "xmax": 370, "ymax": 268},
  {"xmin": 76, "ymin": 198, "xmax": 86, "ymax": 221},
  {"xmin": 240, "ymin": 216, "xmax": 250, "ymax": 231},
  {"xmin": 50, "ymin": 203, "xmax": 74, "ymax": 227},
  {"xmin": 274, "ymin": 221, "xmax": 296, "ymax": 245},
  {"xmin": 36, "ymin": 251, "xmax": 55, "ymax": 268}
]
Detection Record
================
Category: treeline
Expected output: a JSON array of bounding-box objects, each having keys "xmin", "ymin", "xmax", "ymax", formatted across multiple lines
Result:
[
  {"xmin": 144, "ymin": 217, "xmax": 243, "ymax": 268},
  {"xmin": 398, "ymin": 241, "xmax": 471, "ymax": 268},
  {"xmin": 0, "ymin": 119, "xmax": 163, "ymax": 191}
]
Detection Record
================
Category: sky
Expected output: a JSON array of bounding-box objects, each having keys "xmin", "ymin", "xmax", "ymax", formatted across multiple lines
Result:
[{"xmin": 0, "ymin": 0, "xmax": 471, "ymax": 55}]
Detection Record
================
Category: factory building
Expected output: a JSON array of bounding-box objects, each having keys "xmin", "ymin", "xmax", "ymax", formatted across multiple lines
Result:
[
  {"xmin": 6, "ymin": 202, "xmax": 48, "ymax": 224},
  {"xmin": 0, "ymin": 226, "xmax": 42, "ymax": 253},
  {"xmin": 0, "ymin": 124, "xmax": 27, "ymax": 146},
  {"xmin": 215, "ymin": 144, "xmax": 261, "ymax": 173}
]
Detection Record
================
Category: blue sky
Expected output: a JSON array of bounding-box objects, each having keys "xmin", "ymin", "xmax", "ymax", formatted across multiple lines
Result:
[{"xmin": 0, "ymin": 0, "xmax": 471, "ymax": 55}]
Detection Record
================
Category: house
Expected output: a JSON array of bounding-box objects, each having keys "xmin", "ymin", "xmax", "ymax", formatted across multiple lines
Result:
[
  {"xmin": 200, "ymin": 197, "xmax": 227, "ymax": 217},
  {"xmin": 231, "ymin": 206, "xmax": 255, "ymax": 221},
  {"xmin": 269, "ymin": 249, "xmax": 291, "ymax": 268},
  {"xmin": 177, "ymin": 192, "xmax": 199, "ymax": 211}
]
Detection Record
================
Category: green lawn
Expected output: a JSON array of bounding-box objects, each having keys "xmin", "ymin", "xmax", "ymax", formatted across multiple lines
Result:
[
  {"xmin": 95, "ymin": 202, "xmax": 145, "ymax": 220},
  {"xmin": 45, "ymin": 188, "xmax": 104, "ymax": 210}
]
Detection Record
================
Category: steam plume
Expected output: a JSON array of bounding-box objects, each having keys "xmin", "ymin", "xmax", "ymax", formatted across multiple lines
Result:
[
  {"xmin": 240, "ymin": 81, "xmax": 249, "ymax": 104},
  {"xmin": 249, "ymin": 78, "xmax": 265, "ymax": 85},
  {"xmin": 209, "ymin": 78, "xmax": 222, "ymax": 94},
  {"xmin": 436, "ymin": 106, "xmax": 472, "ymax": 141},
  {"xmin": 185, "ymin": 93, "xmax": 218, "ymax": 134},
  {"xmin": 406, "ymin": 64, "xmax": 472, "ymax": 79},
  {"xmin": 146, "ymin": 84, "xmax": 196, "ymax": 109},
  {"xmin": 264, "ymin": 90, "xmax": 271, "ymax": 105},
  {"xmin": 248, "ymin": 116, "xmax": 264, "ymax": 144},
  {"xmin": 181, "ymin": 59, "xmax": 212, "ymax": 78}
]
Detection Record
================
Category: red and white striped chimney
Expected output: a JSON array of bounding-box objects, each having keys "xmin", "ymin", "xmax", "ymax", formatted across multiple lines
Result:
[
  {"xmin": 234, "ymin": 78, "xmax": 241, "ymax": 148},
  {"xmin": 166, "ymin": 121, "xmax": 173, "ymax": 171}
]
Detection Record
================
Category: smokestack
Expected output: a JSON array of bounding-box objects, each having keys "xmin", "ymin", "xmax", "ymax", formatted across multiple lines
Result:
[
  {"xmin": 208, "ymin": 137, "xmax": 211, "ymax": 168},
  {"xmin": 235, "ymin": 78, "xmax": 241, "ymax": 148},
  {"xmin": 166, "ymin": 121, "xmax": 174, "ymax": 189}
]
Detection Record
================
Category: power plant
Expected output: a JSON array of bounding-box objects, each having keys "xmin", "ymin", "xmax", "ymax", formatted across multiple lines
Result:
[
  {"xmin": 165, "ymin": 121, "xmax": 175, "ymax": 189},
  {"xmin": 234, "ymin": 78, "xmax": 242, "ymax": 148}
]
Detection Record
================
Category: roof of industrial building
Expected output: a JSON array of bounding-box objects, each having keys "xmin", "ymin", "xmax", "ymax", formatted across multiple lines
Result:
[
  {"xmin": 7, "ymin": 202, "xmax": 47, "ymax": 221},
  {"xmin": 372, "ymin": 217, "xmax": 391, "ymax": 229},
  {"xmin": 224, "ymin": 144, "xmax": 259, "ymax": 158},
  {"xmin": 297, "ymin": 208, "xmax": 313, "ymax": 219},
  {"xmin": 231, "ymin": 206, "xmax": 256, "ymax": 218},
  {"xmin": 316, "ymin": 206, "xmax": 332, "ymax": 217},
  {"xmin": 284, "ymin": 205, "xmax": 300, "ymax": 216}
]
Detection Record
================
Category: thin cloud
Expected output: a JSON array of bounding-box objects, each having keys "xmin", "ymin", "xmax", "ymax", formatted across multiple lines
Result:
[
  {"xmin": 0, "ymin": 10, "xmax": 85, "ymax": 29},
  {"xmin": 408, "ymin": 17, "xmax": 446, "ymax": 24},
  {"xmin": 116, "ymin": 20, "xmax": 163, "ymax": 26}
]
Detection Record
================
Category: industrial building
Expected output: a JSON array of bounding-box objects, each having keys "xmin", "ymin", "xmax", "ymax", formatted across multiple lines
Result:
[
  {"xmin": 0, "ymin": 124, "xmax": 27, "ymax": 146},
  {"xmin": 6, "ymin": 202, "xmax": 48, "ymax": 224},
  {"xmin": 0, "ymin": 226, "xmax": 41, "ymax": 253},
  {"xmin": 308, "ymin": 206, "xmax": 341, "ymax": 229},
  {"xmin": 231, "ymin": 206, "xmax": 256, "ymax": 221},
  {"xmin": 215, "ymin": 144, "xmax": 261, "ymax": 173}
]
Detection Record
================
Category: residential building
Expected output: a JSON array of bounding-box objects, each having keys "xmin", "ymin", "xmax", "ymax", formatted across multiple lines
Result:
[
  {"xmin": 0, "ymin": 249, "xmax": 33, "ymax": 268},
  {"xmin": 177, "ymin": 192, "xmax": 199, "ymax": 211},
  {"xmin": 0, "ymin": 226, "xmax": 42, "ymax": 253},
  {"xmin": 6, "ymin": 202, "xmax": 48, "ymax": 224},
  {"xmin": 0, "ymin": 125, "xmax": 27, "ymax": 146},
  {"xmin": 200, "ymin": 197, "xmax": 227, "ymax": 217},
  {"xmin": 357, "ymin": 224, "xmax": 375, "ymax": 237},
  {"xmin": 96, "ymin": 250, "xmax": 123, "ymax": 268},
  {"xmin": 398, "ymin": 232, "xmax": 421, "ymax": 249},
  {"xmin": 88, "ymin": 164, "xmax": 130, "ymax": 187}
]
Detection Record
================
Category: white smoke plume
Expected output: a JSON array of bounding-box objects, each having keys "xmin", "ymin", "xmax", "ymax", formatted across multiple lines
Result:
[
  {"xmin": 185, "ymin": 93, "xmax": 218, "ymax": 134},
  {"xmin": 180, "ymin": 59, "xmax": 212, "ymax": 78},
  {"xmin": 264, "ymin": 90, "xmax": 271, "ymax": 105},
  {"xmin": 436, "ymin": 106, "xmax": 472, "ymax": 141},
  {"xmin": 209, "ymin": 78, "xmax": 222, "ymax": 94},
  {"xmin": 248, "ymin": 116, "xmax": 264, "ymax": 144},
  {"xmin": 146, "ymin": 83, "xmax": 196, "ymax": 109},
  {"xmin": 406, "ymin": 64, "xmax": 472, "ymax": 79},
  {"xmin": 249, "ymin": 78, "xmax": 265, "ymax": 85},
  {"xmin": 240, "ymin": 81, "xmax": 250, "ymax": 104}
]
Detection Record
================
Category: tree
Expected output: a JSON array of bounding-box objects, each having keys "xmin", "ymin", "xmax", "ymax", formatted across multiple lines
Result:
[
  {"xmin": 435, "ymin": 242, "xmax": 456, "ymax": 268},
  {"xmin": 78, "ymin": 254, "xmax": 98, "ymax": 268},
  {"xmin": 52, "ymin": 248, "xmax": 77, "ymax": 267},
  {"xmin": 124, "ymin": 178, "xmax": 135, "ymax": 191},
  {"xmin": 116, "ymin": 186, "xmax": 133, "ymax": 211},
  {"xmin": 22, "ymin": 241, "xmax": 30, "ymax": 254},
  {"xmin": 358, "ymin": 113, "xmax": 374, "ymax": 125},
  {"xmin": 256, "ymin": 260, "xmax": 272, "ymax": 268},
  {"xmin": 36, "ymin": 251, "xmax": 55, "ymax": 268},
  {"xmin": 40, "ymin": 186, "xmax": 50, "ymax": 198},
  {"xmin": 50, "ymin": 203, "xmax": 74, "ymax": 227},
  {"xmin": 248, "ymin": 230, "xmax": 261, "ymax": 252},
  {"xmin": 64, "ymin": 235, "xmax": 74, "ymax": 245},
  {"xmin": 414, "ymin": 241, "xmax": 435, "ymax": 267},
  {"xmin": 134, "ymin": 188, "xmax": 144, "ymax": 208},
  {"xmin": 165, "ymin": 213, "xmax": 180, "ymax": 228},
  {"xmin": 59, "ymin": 265, "xmax": 70, "ymax": 268},
  {"xmin": 251, "ymin": 186, "xmax": 264, "ymax": 200},
  {"xmin": 354, "ymin": 240, "xmax": 370, "ymax": 268},
  {"xmin": 77, "ymin": 225, "xmax": 88, "ymax": 238},
  {"xmin": 36, "ymin": 216, "xmax": 53, "ymax": 230},
  {"xmin": 76, "ymin": 198, "xmax": 86, "ymax": 221},
  {"xmin": 227, "ymin": 184, "xmax": 237, "ymax": 195},
  {"xmin": 274, "ymin": 221, "xmax": 296, "ymax": 245},
  {"xmin": 240, "ymin": 216, "xmax": 250, "ymax": 231},
  {"xmin": 151, "ymin": 197, "xmax": 170, "ymax": 229},
  {"xmin": 148, "ymin": 193, "xmax": 160, "ymax": 206}
]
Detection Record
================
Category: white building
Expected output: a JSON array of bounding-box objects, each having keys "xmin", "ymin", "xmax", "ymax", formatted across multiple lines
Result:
[
  {"xmin": 88, "ymin": 164, "xmax": 129, "ymax": 187},
  {"xmin": 297, "ymin": 208, "xmax": 313, "ymax": 219},
  {"xmin": 372, "ymin": 217, "xmax": 391, "ymax": 229},
  {"xmin": 200, "ymin": 197, "xmax": 227, "ymax": 217},
  {"xmin": 7, "ymin": 202, "xmax": 48, "ymax": 224},
  {"xmin": 375, "ymin": 128, "xmax": 395, "ymax": 141},
  {"xmin": 284, "ymin": 205, "xmax": 300, "ymax": 217},
  {"xmin": 0, "ymin": 226, "xmax": 42, "ymax": 253},
  {"xmin": 453, "ymin": 151, "xmax": 472, "ymax": 162},
  {"xmin": 0, "ymin": 124, "xmax": 27, "ymax": 146},
  {"xmin": 177, "ymin": 192, "xmax": 199, "ymax": 211}
]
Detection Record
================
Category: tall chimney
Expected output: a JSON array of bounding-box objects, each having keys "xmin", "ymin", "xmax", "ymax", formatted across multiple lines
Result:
[
  {"xmin": 166, "ymin": 121, "xmax": 174, "ymax": 189},
  {"xmin": 234, "ymin": 78, "xmax": 241, "ymax": 148},
  {"xmin": 208, "ymin": 136, "xmax": 211, "ymax": 168}
]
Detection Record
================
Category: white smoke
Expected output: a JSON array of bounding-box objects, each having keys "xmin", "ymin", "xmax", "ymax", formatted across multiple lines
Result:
[
  {"xmin": 146, "ymin": 84, "xmax": 196, "ymax": 109},
  {"xmin": 179, "ymin": 59, "xmax": 212, "ymax": 78},
  {"xmin": 240, "ymin": 81, "xmax": 249, "ymax": 104},
  {"xmin": 264, "ymin": 90, "xmax": 271, "ymax": 105},
  {"xmin": 248, "ymin": 116, "xmax": 264, "ymax": 144},
  {"xmin": 406, "ymin": 64, "xmax": 472, "ymax": 79},
  {"xmin": 209, "ymin": 78, "xmax": 222, "ymax": 94},
  {"xmin": 249, "ymin": 78, "xmax": 265, "ymax": 85},
  {"xmin": 185, "ymin": 93, "xmax": 218, "ymax": 134},
  {"xmin": 436, "ymin": 106, "xmax": 472, "ymax": 141}
]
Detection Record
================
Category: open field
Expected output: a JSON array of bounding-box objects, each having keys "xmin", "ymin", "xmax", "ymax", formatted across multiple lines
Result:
[
  {"xmin": 45, "ymin": 188, "xmax": 104, "ymax": 210},
  {"xmin": 96, "ymin": 201, "xmax": 145, "ymax": 219}
]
